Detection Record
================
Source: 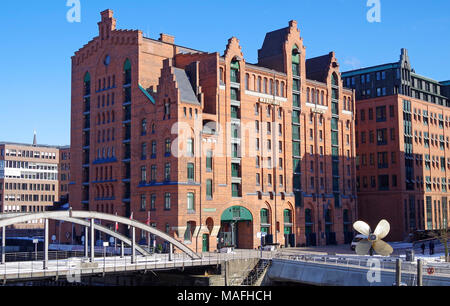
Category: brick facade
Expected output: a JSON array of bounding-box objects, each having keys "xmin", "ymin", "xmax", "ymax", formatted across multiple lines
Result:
[{"xmin": 68, "ymin": 10, "xmax": 357, "ymax": 251}]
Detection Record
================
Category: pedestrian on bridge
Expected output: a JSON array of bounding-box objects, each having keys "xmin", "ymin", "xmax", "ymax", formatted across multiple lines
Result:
[
  {"xmin": 420, "ymin": 243, "xmax": 425, "ymax": 255},
  {"xmin": 429, "ymin": 241, "xmax": 435, "ymax": 255}
]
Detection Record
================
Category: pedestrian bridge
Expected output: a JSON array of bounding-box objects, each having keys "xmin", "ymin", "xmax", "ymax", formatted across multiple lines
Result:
[
  {"xmin": 0, "ymin": 249, "xmax": 274, "ymax": 284},
  {"xmin": 0, "ymin": 210, "xmax": 200, "ymax": 270}
]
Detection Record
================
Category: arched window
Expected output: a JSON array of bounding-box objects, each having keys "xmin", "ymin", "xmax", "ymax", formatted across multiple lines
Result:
[
  {"xmin": 307, "ymin": 88, "xmax": 310, "ymax": 102},
  {"xmin": 257, "ymin": 77, "xmax": 262, "ymax": 92},
  {"xmin": 245, "ymin": 74, "xmax": 249, "ymax": 90},
  {"xmin": 321, "ymin": 91, "xmax": 324, "ymax": 105},
  {"xmin": 264, "ymin": 78, "xmax": 268, "ymax": 94},
  {"xmin": 111, "ymin": 111, "xmax": 115, "ymax": 122},
  {"xmin": 275, "ymin": 80, "xmax": 279, "ymax": 96},
  {"xmin": 230, "ymin": 59, "xmax": 240, "ymax": 83},
  {"xmin": 305, "ymin": 209, "xmax": 313, "ymax": 224},
  {"xmin": 124, "ymin": 59, "xmax": 131, "ymax": 85},
  {"xmin": 269, "ymin": 79, "xmax": 274, "ymax": 95},
  {"xmin": 84, "ymin": 72, "xmax": 91, "ymax": 96},
  {"xmin": 280, "ymin": 81, "xmax": 285, "ymax": 97},
  {"xmin": 311, "ymin": 89, "xmax": 315, "ymax": 103},
  {"xmin": 292, "ymin": 45, "xmax": 300, "ymax": 76},
  {"xmin": 261, "ymin": 208, "xmax": 270, "ymax": 234},
  {"xmin": 331, "ymin": 72, "xmax": 339, "ymax": 86},
  {"xmin": 331, "ymin": 73, "xmax": 339, "ymax": 115}
]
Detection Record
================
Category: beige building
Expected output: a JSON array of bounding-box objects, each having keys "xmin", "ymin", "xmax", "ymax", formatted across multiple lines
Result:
[{"xmin": 0, "ymin": 141, "xmax": 63, "ymax": 229}]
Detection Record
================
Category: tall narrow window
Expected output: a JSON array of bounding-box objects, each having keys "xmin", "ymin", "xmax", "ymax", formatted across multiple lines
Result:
[
  {"xmin": 230, "ymin": 59, "xmax": 240, "ymax": 83},
  {"xmin": 164, "ymin": 193, "xmax": 171, "ymax": 210},
  {"xmin": 187, "ymin": 163, "xmax": 195, "ymax": 181},
  {"xmin": 164, "ymin": 163, "xmax": 171, "ymax": 181},
  {"xmin": 187, "ymin": 193, "xmax": 195, "ymax": 211},
  {"xmin": 206, "ymin": 151, "xmax": 213, "ymax": 171},
  {"xmin": 206, "ymin": 179, "xmax": 213, "ymax": 199},
  {"xmin": 124, "ymin": 59, "xmax": 131, "ymax": 85}
]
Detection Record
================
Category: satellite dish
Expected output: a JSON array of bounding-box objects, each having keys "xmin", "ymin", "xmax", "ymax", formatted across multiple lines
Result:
[{"xmin": 353, "ymin": 219, "xmax": 393, "ymax": 256}]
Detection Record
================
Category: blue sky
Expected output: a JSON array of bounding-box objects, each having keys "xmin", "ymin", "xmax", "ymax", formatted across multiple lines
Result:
[{"xmin": 0, "ymin": 0, "xmax": 449, "ymax": 146}]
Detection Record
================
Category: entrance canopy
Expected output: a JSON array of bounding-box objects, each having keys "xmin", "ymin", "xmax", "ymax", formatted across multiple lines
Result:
[{"xmin": 221, "ymin": 206, "xmax": 253, "ymax": 222}]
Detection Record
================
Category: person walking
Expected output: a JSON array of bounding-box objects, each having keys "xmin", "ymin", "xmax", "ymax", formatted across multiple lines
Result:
[
  {"xmin": 429, "ymin": 241, "xmax": 435, "ymax": 255},
  {"xmin": 421, "ymin": 243, "xmax": 426, "ymax": 255}
]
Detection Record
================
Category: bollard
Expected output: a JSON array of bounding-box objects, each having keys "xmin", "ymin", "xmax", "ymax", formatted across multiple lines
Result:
[
  {"xmin": 417, "ymin": 259, "xmax": 423, "ymax": 286},
  {"xmin": 395, "ymin": 258, "xmax": 402, "ymax": 286}
]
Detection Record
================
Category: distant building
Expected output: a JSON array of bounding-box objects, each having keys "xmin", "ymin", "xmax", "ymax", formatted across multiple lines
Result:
[
  {"xmin": 0, "ymin": 138, "xmax": 67, "ymax": 229},
  {"xmin": 343, "ymin": 49, "xmax": 450, "ymax": 241}
]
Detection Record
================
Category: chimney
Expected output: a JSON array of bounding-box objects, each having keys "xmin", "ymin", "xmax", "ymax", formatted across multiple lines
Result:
[
  {"xmin": 159, "ymin": 33, "xmax": 175, "ymax": 45},
  {"xmin": 33, "ymin": 130, "xmax": 37, "ymax": 147}
]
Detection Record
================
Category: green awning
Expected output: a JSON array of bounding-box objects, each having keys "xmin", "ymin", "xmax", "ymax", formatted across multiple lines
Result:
[{"xmin": 221, "ymin": 206, "xmax": 253, "ymax": 222}]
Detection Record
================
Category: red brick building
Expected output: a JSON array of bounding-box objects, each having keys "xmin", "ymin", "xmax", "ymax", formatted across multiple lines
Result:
[
  {"xmin": 343, "ymin": 50, "xmax": 450, "ymax": 241},
  {"xmin": 68, "ymin": 10, "xmax": 357, "ymax": 251}
]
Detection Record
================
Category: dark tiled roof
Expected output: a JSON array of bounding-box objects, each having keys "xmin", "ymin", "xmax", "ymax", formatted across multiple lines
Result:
[
  {"xmin": 173, "ymin": 68, "xmax": 200, "ymax": 105},
  {"xmin": 306, "ymin": 53, "xmax": 333, "ymax": 83},
  {"xmin": 258, "ymin": 27, "xmax": 289, "ymax": 60}
]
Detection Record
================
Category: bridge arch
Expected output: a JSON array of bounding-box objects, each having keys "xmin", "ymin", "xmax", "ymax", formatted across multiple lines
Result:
[{"xmin": 0, "ymin": 211, "xmax": 200, "ymax": 259}]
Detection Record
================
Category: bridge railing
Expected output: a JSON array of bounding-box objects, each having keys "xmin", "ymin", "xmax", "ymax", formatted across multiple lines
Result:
[
  {"xmin": 0, "ymin": 248, "xmax": 278, "ymax": 282},
  {"xmin": 274, "ymin": 252, "xmax": 450, "ymax": 279}
]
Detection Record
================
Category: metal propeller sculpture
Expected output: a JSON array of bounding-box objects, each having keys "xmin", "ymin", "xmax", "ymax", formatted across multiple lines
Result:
[{"xmin": 353, "ymin": 219, "xmax": 393, "ymax": 256}]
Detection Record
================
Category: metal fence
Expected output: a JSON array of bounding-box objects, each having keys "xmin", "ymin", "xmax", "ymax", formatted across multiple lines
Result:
[
  {"xmin": 274, "ymin": 251, "xmax": 450, "ymax": 285},
  {"xmin": 0, "ymin": 248, "xmax": 277, "ymax": 283}
]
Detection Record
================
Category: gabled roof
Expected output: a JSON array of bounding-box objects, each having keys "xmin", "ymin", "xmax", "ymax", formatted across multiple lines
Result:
[
  {"xmin": 173, "ymin": 68, "xmax": 200, "ymax": 105},
  {"xmin": 306, "ymin": 53, "xmax": 333, "ymax": 83},
  {"xmin": 258, "ymin": 27, "xmax": 289, "ymax": 60}
]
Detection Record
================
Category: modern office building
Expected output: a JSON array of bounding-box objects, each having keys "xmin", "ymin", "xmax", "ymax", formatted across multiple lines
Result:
[
  {"xmin": 0, "ymin": 138, "xmax": 61, "ymax": 229},
  {"xmin": 343, "ymin": 49, "xmax": 450, "ymax": 241},
  {"xmin": 68, "ymin": 10, "xmax": 357, "ymax": 252}
]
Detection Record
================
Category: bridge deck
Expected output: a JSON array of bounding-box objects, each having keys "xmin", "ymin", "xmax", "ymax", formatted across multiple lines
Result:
[{"xmin": 0, "ymin": 250, "xmax": 274, "ymax": 282}]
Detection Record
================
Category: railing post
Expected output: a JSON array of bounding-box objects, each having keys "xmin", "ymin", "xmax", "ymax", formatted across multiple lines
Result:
[
  {"xmin": 131, "ymin": 226, "xmax": 136, "ymax": 264},
  {"xmin": 417, "ymin": 259, "xmax": 423, "ymax": 286},
  {"xmin": 84, "ymin": 226, "xmax": 89, "ymax": 258},
  {"xmin": 90, "ymin": 219, "xmax": 95, "ymax": 263},
  {"xmin": 43, "ymin": 219, "xmax": 49, "ymax": 270},
  {"xmin": 169, "ymin": 244, "xmax": 173, "ymax": 262},
  {"xmin": 1, "ymin": 226, "xmax": 5, "ymax": 265},
  {"xmin": 121, "ymin": 241, "xmax": 124, "ymax": 258}
]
